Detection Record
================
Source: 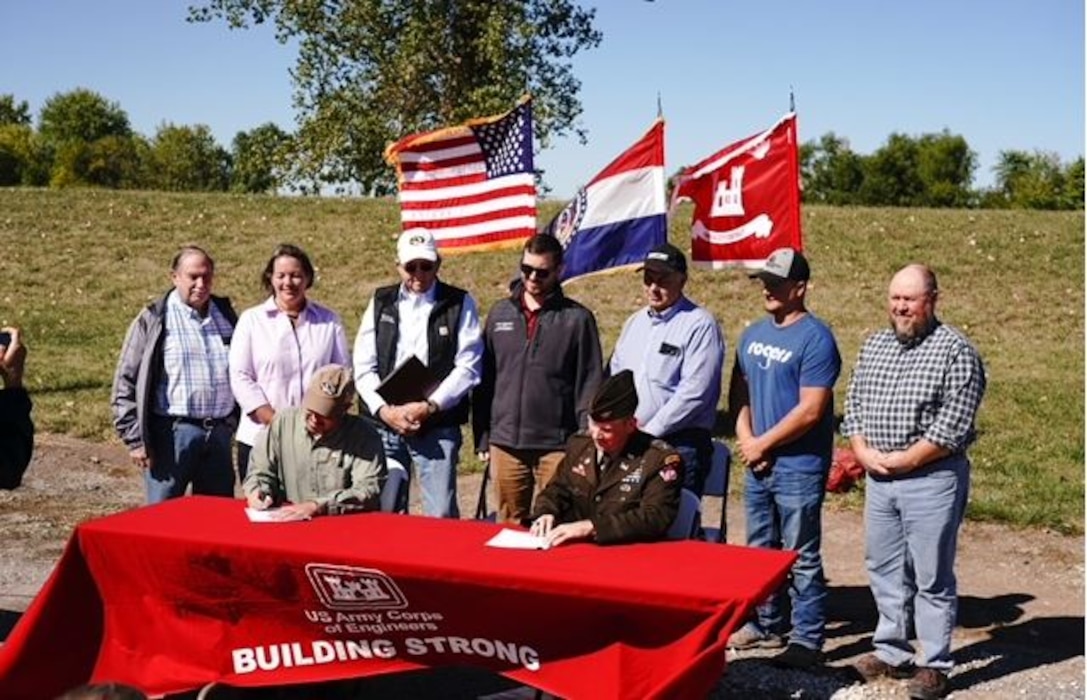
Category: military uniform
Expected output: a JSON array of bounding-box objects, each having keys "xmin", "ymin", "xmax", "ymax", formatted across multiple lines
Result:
[{"xmin": 531, "ymin": 430, "xmax": 682, "ymax": 545}]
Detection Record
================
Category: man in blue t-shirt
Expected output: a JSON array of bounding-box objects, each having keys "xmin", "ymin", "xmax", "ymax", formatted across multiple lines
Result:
[{"xmin": 726, "ymin": 247, "xmax": 842, "ymax": 671}]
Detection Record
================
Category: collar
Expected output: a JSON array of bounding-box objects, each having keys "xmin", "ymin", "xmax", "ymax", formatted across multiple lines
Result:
[
  {"xmin": 261, "ymin": 295, "xmax": 308, "ymax": 318},
  {"xmin": 399, "ymin": 281, "xmax": 438, "ymax": 304},
  {"xmin": 646, "ymin": 296, "xmax": 686, "ymax": 322},
  {"xmin": 167, "ymin": 289, "xmax": 209, "ymax": 319}
]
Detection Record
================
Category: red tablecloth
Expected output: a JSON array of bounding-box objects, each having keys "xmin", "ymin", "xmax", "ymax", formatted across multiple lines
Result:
[{"xmin": 0, "ymin": 497, "xmax": 795, "ymax": 699}]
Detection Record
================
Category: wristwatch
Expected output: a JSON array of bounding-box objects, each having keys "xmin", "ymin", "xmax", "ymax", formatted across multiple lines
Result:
[{"xmin": 426, "ymin": 399, "xmax": 439, "ymax": 415}]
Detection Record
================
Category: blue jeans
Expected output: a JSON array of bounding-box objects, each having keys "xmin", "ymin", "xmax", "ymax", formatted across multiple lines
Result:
[
  {"xmin": 743, "ymin": 467, "xmax": 828, "ymax": 650},
  {"xmin": 378, "ymin": 424, "xmax": 461, "ymax": 518},
  {"xmin": 865, "ymin": 458, "xmax": 969, "ymax": 670},
  {"xmin": 146, "ymin": 417, "xmax": 235, "ymax": 504}
]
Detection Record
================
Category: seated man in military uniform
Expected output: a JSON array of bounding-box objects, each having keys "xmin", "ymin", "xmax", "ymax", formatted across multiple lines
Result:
[{"xmin": 529, "ymin": 370, "xmax": 683, "ymax": 547}]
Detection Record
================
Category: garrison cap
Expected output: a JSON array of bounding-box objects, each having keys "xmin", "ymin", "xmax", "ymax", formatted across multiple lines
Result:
[{"xmin": 590, "ymin": 370, "xmax": 638, "ymax": 421}]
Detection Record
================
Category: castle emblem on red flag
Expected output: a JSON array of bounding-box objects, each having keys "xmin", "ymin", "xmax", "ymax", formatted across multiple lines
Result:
[{"xmin": 673, "ymin": 113, "xmax": 802, "ymax": 268}]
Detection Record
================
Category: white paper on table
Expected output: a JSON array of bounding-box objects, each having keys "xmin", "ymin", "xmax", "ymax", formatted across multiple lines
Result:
[
  {"xmin": 485, "ymin": 528, "xmax": 551, "ymax": 551},
  {"xmin": 245, "ymin": 507, "xmax": 285, "ymax": 523}
]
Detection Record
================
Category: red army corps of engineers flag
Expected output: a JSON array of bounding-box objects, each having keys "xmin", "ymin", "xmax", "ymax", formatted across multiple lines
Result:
[
  {"xmin": 672, "ymin": 112, "xmax": 802, "ymax": 268},
  {"xmin": 384, "ymin": 97, "xmax": 537, "ymax": 253}
]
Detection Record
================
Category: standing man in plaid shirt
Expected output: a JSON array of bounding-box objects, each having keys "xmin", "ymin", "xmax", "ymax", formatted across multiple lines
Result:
[
  {"xmin": 111, "ymin": 245, "xmax": 239, "ymax": 504},
  {"xmin": 841, "ymin": 264, "xmax": 986, "ymax": 700}
]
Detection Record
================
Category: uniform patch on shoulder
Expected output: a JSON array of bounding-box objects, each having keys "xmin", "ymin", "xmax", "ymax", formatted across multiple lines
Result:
[{"xmin": 660, "ymin": 455, "xmax": 681, "ymax": 483}]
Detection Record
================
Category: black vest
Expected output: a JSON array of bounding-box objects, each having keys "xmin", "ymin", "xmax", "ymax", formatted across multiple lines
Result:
[{"xmin": 371, "ymin": 281, "xmax": 470, "ymax": 428}]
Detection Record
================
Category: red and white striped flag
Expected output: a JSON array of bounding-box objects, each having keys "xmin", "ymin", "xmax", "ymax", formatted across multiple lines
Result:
[{"xmin": 384, "ymin": 97, "xmax": 536, "ymax": 253}]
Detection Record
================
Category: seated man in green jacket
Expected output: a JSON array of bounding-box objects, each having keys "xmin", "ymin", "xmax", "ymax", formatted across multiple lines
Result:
[
  {"xmin": 529, "ymin": 370, "xmax": 682, "ymax": 547},
  {"xmin": 244, "ymin": 364, "xmax": 386, "ymax": 521}
]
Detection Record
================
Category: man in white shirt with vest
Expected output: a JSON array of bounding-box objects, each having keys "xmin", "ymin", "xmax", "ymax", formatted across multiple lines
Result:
[{"xmin": 354, "ymin": 229, "xmax": 483, "ymax": 517}]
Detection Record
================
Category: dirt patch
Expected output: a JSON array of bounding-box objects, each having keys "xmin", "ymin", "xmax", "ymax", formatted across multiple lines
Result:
[{"xmin": 1, "ymin": 434, "xmax": 1083, "ymax": 698}]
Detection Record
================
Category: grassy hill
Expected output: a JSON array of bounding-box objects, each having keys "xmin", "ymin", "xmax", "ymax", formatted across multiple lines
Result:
[{"xmin": 1, "ymin": 189, "xmax": 1082, "ymax": 533}]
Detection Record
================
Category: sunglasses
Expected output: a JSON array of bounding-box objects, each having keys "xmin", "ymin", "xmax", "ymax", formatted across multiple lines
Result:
[
  {"xmin": 404, "ymin": 261, "xmax": 435, "ymax": 274},
  {"xmin": 520, "ymin": 263, "xmax": 554, "ymax": 280}
]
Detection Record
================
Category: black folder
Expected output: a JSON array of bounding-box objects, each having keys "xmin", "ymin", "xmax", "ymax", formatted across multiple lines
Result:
[{"xmin": 376, "ymin": 355, "xmax": 439, "ymax": 405}]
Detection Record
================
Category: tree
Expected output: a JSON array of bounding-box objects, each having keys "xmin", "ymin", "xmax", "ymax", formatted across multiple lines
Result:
[
  {"xmin": 915, "ymin": 130, "xmax": 976, "ymax": 208},
  {"xmin": 0, "ymin": 124, "xmax": 50, "ymax": 186},
  {"xmin": 38, "ymin": 88, "xmax": 131, "ymax": 145},
  {"xmin": 1060, "ymin": 157, "xmax": 1084, "ymax": 210},
  {"xmin": 992, "ymin": 150, "xmax": 1065, "ymax": 210},
  {"xmin": 149, "ymin": 123, "xmax": 231, "ymax": 191},
  {"xmin": 800, "ymin": 133, "xmax": 864, "ymax": 205},
  {"xmin": 0, "ymin": 94, "xmax": 31, "ymax": 126},
  {"xmin": 231, "ymin": 122, "xmax": 290, "ymax": 193},
  {"xmin": 189, "ymin": 0, "xmax": 602, "ymax": 193},
  {"xmin": 859, "ymin": 133, "xmax": 924, "ymax": 207}
]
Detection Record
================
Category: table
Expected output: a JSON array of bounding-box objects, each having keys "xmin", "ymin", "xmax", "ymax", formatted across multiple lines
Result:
[{"xmin": 0, "ymin": 497, "xmax": 795, "ymax": 699}]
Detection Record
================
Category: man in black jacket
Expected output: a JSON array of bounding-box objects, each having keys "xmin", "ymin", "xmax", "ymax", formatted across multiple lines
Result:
[
  {"xmin": 473, "ymin": 234, "xmax": 604, "ymax": 524},
  {"xmin": 0, "ymin": 327, "xmax": 33, "ymax": 489}
]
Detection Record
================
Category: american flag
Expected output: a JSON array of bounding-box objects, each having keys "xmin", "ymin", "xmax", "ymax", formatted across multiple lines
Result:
[{"xmin": 384, "ymin": 98, "xmax": 536, "ymax": 252}]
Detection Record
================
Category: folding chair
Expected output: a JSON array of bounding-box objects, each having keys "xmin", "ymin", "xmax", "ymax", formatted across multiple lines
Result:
[
  {"xmin": 473, "ymin": 458, "xmax": 497, "ymax": 521},
  {"xmin": 667, "ymin": 488, "xmax": 702, "ymax": 540},
  {"xmin": 701, "ymin": 441, "xmax": 731, "ymax": 543},
  {"xmin": 380, "ymin": 458, "xmax": 408, "ymax": 513}
]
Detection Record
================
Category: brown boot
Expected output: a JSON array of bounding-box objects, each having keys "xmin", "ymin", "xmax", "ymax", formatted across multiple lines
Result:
[
  {"xmin": 908, "ymin": 667, "xmax": 949, "ymax": 700},
  {"xmin": 852, "ymin": 653, "xmax": 914, "ymax": 683}
]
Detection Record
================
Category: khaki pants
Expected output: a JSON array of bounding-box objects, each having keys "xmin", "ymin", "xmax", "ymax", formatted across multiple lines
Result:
[{"xmin": 489, "ymin": 444, "xmax": 564, "ymax": 525}]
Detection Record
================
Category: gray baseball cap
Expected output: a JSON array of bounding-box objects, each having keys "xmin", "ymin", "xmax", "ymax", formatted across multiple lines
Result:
[{"xmin": 749, "ymin": 247, "xmax": 810, "ymax": 283}]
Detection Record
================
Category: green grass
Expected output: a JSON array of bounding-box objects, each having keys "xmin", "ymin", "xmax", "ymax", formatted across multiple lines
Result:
[{"xmin": 1, "ymin": 189, "xmax": 1082, "ymax": 533}]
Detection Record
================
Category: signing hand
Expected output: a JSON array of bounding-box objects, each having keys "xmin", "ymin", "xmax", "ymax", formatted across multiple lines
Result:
[
  {"xmin": 544, "ymin": 520, "xmax": 594, "ymax": 547},
  {"xmin": 247, "ymin": 489, "xmax": 274, "ymax": 510},
  {"xmin": 269, "ymin": 501, "xmax": 320, "ymax": 521},
  {"xmin": 529, "ymin": 514, "xmax": 555, "ymax": 538}
]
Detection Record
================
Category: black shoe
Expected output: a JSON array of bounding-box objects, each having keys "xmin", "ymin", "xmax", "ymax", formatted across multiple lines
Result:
[
  {"xmin": 770, "ymin": 643, "xmax": 824, "ymax": 670},
  {"xmin": 908, "ymin": 667, "xmax": 949, "ymax": 700}
]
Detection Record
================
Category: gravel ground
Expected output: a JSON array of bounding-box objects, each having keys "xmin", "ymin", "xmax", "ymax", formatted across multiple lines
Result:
[{"xmin": 1, "ymin": 434, "xmax": 1083, "ymax": 699}]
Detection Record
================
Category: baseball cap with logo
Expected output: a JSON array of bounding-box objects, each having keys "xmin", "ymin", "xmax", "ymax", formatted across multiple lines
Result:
[
  {"xmin": 749, "ymin": 247, "xmax": 811, "ymax": 284},
  {"xmin": 303, "ymin": 364, "xmax": 356, "ymax": 417},
  {"xmin": 397, "ymin": 228, "xmax": 439, "ymax": 264},
  {"xmin": 640, "ymin": 243, "xmax": 688, "ymax": 275}
]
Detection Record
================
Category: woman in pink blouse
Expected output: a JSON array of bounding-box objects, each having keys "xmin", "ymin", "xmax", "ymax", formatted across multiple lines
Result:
[{"xmin": 229, "ymin": 244, "xmax": 350, "ymax": 482}]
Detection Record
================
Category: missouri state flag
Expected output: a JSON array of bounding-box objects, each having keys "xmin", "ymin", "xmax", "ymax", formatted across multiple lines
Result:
[
  {"xmin": 384, "ymin": 96, "xmax": 536, "ymax": 252},
  {"xmin": 672, "ymin": 113, "xmax": 801, "ymax": 268},
  {"xmin": 544, "ymin": 119, "xmax": 667, "ymax": 281}
]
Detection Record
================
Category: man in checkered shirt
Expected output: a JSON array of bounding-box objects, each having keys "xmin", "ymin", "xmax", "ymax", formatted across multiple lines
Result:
[{"xmin": 841, "ymin": 264, "xmax": 986, "ymax": 700}]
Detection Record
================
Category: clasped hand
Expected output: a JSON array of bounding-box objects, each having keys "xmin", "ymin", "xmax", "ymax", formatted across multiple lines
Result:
[{"xmin": 380, "ymin": 401, "xmax": 430, "ymax": 435}]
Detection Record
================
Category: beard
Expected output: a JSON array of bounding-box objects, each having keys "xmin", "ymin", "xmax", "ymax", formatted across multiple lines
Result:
[{"xmin": 891, "ymin": 314, "xmax": 936, "ymax": 345}]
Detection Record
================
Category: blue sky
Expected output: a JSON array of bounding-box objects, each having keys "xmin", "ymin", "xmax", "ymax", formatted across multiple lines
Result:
[{"xmin": 2, "ymin": 1, "xmax": 1082, "ymax": 198}]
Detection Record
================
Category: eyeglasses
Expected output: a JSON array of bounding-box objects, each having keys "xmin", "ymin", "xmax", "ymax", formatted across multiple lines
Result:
[
  {"xmin": 642, "ymin": 271, "xmax": 677, "ymax": 287},
  {"xmin": 520, "ymin": 264, "xmax": 554, "ymax": 280},
  {"xmin": 404, "ymin": 261, "xmax": 435, "ymax": 274}
]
